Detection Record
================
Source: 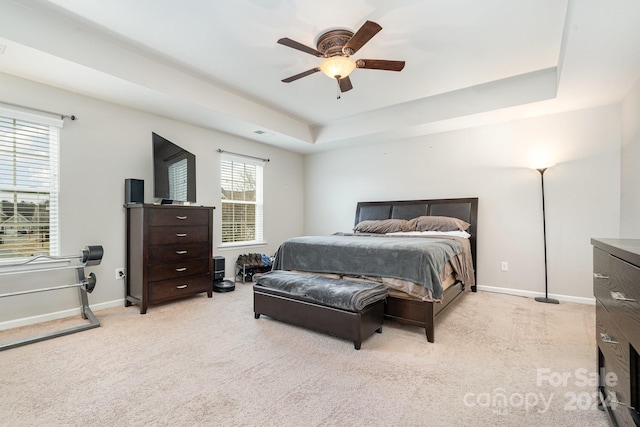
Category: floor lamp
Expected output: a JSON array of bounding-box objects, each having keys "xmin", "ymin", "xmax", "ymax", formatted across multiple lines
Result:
[{"xmin": 535, "ymin": 167, "xmax": 559, "ymax": 304}]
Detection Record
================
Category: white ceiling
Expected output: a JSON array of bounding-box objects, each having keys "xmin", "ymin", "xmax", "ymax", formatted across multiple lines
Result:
[{"xmin": 1, "ymin": 0, "xmax": 640, "ymax": 153}]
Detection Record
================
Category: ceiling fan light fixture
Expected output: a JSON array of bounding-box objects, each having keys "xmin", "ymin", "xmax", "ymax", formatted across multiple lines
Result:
[{"xmin": 319, "ymin": 56, "xmax": 356, "ymax": 79}]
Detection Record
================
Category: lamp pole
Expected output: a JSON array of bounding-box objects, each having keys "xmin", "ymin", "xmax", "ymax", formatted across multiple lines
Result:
[{"xmin": 535, "ymin": 167, "xmax": 559, "ymax": 304}]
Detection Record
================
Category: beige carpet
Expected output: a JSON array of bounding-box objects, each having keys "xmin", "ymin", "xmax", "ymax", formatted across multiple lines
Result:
[{"xmin": 0, "ymin": 283, "xmax": 608, "ymax": 426}]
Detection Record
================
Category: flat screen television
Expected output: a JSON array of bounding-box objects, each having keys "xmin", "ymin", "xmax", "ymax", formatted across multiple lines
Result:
[{"xmin": 152, "ymin": 132, "xmax": 196, "ymax": 203}]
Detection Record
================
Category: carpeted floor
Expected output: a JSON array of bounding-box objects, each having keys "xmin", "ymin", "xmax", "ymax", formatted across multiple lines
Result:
[{"xmin": 0, "ymin": 283, "xmax": 608, "ymax": 426}]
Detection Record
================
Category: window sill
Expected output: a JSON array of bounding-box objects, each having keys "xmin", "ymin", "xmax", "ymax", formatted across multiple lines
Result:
[
  {"xmin": 218, "ymin": 241, "xmax": 267, "ymax": 250},
  {"xmin": 0, "ymin": 258, "xmax": 71, "ymax": 275}
]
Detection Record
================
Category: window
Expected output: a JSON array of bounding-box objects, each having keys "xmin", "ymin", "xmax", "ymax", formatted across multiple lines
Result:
[
  {"xmin": 220, "ymin": 155, "xmax": 263, "ymax": 245},
  {"xmin": 0, "ymin": 108, "xmax": 61, "ymax": 260}
]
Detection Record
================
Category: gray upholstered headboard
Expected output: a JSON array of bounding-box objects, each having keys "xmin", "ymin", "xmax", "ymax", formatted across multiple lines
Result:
[{"xmin": 354, "ymin": 198, "xmax": 478, "ymax": 276}]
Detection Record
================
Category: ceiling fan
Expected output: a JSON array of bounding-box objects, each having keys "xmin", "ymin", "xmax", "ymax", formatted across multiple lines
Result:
[{"xmin": 277, "ymin": 20, "xmax": 405, "ymax": 97}]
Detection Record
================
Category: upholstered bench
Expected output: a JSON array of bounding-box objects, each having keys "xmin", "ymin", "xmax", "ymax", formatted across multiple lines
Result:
[{"xmin": 253, "ymin": 270, "xmax": 388, "ymax": 350}]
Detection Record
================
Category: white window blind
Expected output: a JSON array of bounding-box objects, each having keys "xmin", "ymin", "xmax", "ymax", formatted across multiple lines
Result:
[
  {"xmin": 220, "ymin": 155, "xmax": 263, "ymax": 245},
  {"xmin": 0, "ymin": 109, "xmax": 61, "ymax": 260}
]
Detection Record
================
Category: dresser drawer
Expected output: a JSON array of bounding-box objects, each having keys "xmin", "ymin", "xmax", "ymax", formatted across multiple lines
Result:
[
  {"xmin": 148, "ymin": 225, "xmax": 209, "ymax": 245},
  {"xmin": 597, "ymin": 302, "xmax": 632, "ymax": 427},
  {"xmin": 593, "ymin": 248, "xmax": 612, "ymax": 310},
  {"xmin": 594, "ymin": 252, "xmax": 640, "ymax": 308},
  {"xmin": 149, "ymin": 242, "xmax": 210, "ymax": 263},
  {"xmin": 609, "ymin": 256, "xmax": 640, "ymax": 350},
  {"xmin": 148, "ymin": 258, "xmax": 210, "ymax": 282},
  {"xmin": 593, "ymin": 247, "xmax": 610, "ymax": 280},
  {"xmin": 148, "ymin": 275, "xmax": 211, "ymax": 302},
  {"xmin": 148, "ymin": 208, "xmax": 210, "ymax": 227},
  {"xmin": 596, "ymin": 301, "xmax": 629, "ymax": 374},
  {"xmin": 611, "ymin": 254, "xmax": 640, "ymax": 301},
  {"xmin": 599, "ymin": 353, "xmax": 633, "ymax": 427}
]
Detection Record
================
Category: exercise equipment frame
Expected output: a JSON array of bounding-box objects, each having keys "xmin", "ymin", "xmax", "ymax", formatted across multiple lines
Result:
[{"xmin": 0, "ymin": 246, "xmax": 103, "ymax": 351}]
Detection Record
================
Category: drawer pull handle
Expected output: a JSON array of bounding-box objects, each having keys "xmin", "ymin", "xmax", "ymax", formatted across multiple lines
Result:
[
  {"xmin": 593, "ymin": 273, "xmax": 609, "ymax": 279},
  {"xmin": 176, "ymin": 284, "xmax": 188, "ymax": 289},
  {"xmin": 607, "ymin": 391, "xmax": 631, "ymax": 408},
  {"xmin": 176, "ymin": 216, "xmax": 188, "ymax": 220},
  {"xmin": 176, "ymin": 233, "xmax": 187, "ymax": 237},
  {"xmin": 176, "ymin": 267, "xmax": 187, "ymax": 272},
  {"xmin": 610, "ymin": 291, "xmax": 636, "ymax": 302},
  {"xmin": 600, "ymin": 332, "xmax": 618, "ymax": 344},
  {"xmin": 176, "ymin": 250, "xmax": 188, "ymax": 255}
]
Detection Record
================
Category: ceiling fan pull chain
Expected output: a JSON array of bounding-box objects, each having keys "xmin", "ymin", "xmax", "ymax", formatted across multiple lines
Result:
[{"xmin": 336, "ymin": 77, "xmax": 341, "ymax": 99}]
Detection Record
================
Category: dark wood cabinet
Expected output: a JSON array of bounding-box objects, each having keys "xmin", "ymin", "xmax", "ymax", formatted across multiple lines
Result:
[
  {"xmin": 592, "ymin": 238, "xmax": 640, "ymax": 427},
  {"xmin": 126, "ymin": 204, "xmax": 214, "ymax": 314}
]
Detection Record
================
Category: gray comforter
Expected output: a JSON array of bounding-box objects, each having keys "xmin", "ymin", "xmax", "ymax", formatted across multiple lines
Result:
[
  {"xmin": 272, "ymin": 234, "xmax": 463, "ymax": 300},
  {"xmin": 253, "ymin": 270, "xmax": 388, "ymax": 312}
]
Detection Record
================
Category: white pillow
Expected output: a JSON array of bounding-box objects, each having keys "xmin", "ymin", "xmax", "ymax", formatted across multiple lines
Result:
[{"xmin": 386, "ymin": 230, "xmax": 471, "ymax": 238}]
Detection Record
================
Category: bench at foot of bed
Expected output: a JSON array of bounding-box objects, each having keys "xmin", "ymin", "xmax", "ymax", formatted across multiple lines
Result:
[{"xmin": 252, "ymin": 271, "xmax": 387, "ymax": 350}]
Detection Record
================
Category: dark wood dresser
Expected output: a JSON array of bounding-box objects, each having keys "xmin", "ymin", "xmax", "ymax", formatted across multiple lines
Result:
[
  {"xmin": 592, "ymin": 238, "xmax": 640, "ymax": 426},
  {"xmin": 126, "ymin": 204, "xmax": 214, "ymax": 314}
]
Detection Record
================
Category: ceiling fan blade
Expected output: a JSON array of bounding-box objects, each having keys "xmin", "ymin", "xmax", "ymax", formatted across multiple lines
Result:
[
  {"xmin": 281, "ymin": 67, "xmax": 321, "ymax": 83},
  {"xmin": 343, "ymin": 20, "xmax": 382, "ymax": 55},
  {"xmin": 356, "ymin": 59, "xmax": 405, "ymax": 72},
  {"xmin": 339, "ymin": 76, "xmax": 353, "ymax": 92},
  {"xmin": 277, "ymin": 38, "xmax": 324, "ymax": 57}
]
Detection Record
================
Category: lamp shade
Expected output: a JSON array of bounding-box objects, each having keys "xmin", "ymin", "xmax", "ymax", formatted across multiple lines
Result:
[{"xmin": 319, "ymin": 56, "xmax": 356, "ymax": 79}]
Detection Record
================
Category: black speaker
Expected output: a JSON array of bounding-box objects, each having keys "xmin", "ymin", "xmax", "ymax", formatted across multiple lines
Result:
[
  {"xmin": 125, "ymin": 179, "xmax": 144, "ymax": 205},
  {"xmin": 213, "ymin": 256, "xmax": 225, "ymax": 282}
]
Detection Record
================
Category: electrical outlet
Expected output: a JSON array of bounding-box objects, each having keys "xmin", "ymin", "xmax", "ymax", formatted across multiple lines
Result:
[
  {"xmin": 501, "ymin": 262, "xmax": 509, "ymax": 272},
  {"xmin": 115, "ymin": 268, "xmax": 125, "ymax": 280}
]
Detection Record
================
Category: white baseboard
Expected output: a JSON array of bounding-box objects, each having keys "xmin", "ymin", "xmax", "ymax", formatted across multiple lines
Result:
[
  {"xmin": 0, "ymin": 285, "xmax": 596, "ymax": 332},
  {"xmin": 476, "ymin": 285, "xmax": 596, "ymax": 305},
  {"xmin": 0, "ymin": 299, "xmax": 125, "ymax": 331}
]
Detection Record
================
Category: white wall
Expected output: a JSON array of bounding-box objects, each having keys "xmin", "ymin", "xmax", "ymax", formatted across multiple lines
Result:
[
  {"xmin": 0, "ymin": 69, "xmax": 632, "ymax": 327},
  {"xmin": 304, "ymin": 105, "xmax": 622, "ymax": 301},
  {"xmin": 0, "ymin": 73, "xmax": 304, "ymax": 325},
  {"xmin": 621, "ymin": 77, "xmax": 640, "ymax": 237}
]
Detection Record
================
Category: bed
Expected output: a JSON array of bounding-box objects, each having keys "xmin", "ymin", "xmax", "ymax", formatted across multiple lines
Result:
[{"xmin": 272, "ymin": 197, "xmax": 478, "ymax": 342}]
